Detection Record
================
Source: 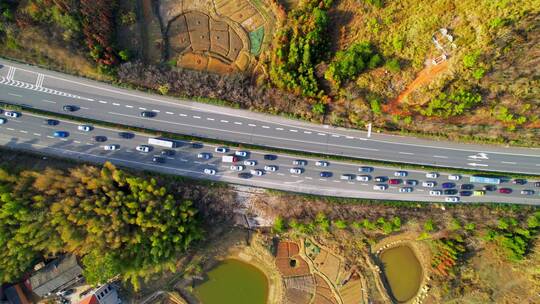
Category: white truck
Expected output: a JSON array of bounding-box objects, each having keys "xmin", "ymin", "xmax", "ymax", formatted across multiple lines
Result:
[
  {"xmin": 147, "ymin": 138, "xmax": 178, "ymax": 148},
  {"xmin": 222, "ymin": 155, "xmax": 239, "ymax": 163}
]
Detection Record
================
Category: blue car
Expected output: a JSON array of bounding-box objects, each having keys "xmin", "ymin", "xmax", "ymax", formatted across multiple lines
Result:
[
  {"xmin": 320, "ymin": 171, "xmax": 333, "ymax": 178},
  {"xmin": 442, "ymin": 182, "xmax": 455, "ymax": 189},
  {"xmin": 53, "ymin": 131, "xmax": 69, "ymax": 138}
]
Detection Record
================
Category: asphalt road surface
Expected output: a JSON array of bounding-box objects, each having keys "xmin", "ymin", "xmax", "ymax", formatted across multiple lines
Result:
[
  {"xmin": 0, "ymin": 59, "xmax": 539, "ymax": 174},
  {"xmin": 1, "ymin": 111, "xmax": 539, "ymax": 204}
]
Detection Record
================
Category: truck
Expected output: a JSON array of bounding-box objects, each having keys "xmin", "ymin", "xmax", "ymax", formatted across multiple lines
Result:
[
  {"xmin": 221, "ymin": 155, "xmax": 238, "ymax": 163},
  {"xmin": 470, "ymin": 175, "xmax": 501, "ymax": 184},
  {"xmin": 147, "ymin": 138, "xmax": 178, "ymax": 148}
]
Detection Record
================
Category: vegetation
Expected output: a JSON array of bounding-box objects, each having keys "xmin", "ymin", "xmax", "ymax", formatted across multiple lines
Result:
[
  {"xmin": 324, "ymin": 42, "xmax": 381, "ymax": 87},
  {"xmin": 430, "ymin": 236, "xmax": 466, "ymax": 277},
  {"xmin": 0, "ymin": 162, "xmax": 202, "ymax": 287},
  {"xmin": 420, "ymin": 90, "xmax": 482, "ymax": 118}
]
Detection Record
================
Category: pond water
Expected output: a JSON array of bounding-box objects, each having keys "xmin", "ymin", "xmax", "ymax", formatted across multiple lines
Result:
[
  {"xmin": 380, "ymin": 245, "xmax": 423, "ymax": 303},
  {"xmin": 193, "ymin": 259, "xmax": 268, "ymax": 304}
]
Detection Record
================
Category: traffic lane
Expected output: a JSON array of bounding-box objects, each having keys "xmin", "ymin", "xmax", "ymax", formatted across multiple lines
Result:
[{"xmin": 1, "ymin": 114, "xmax": 539, "ymax": 204}]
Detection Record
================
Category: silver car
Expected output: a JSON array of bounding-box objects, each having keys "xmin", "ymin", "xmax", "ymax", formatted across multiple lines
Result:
[
  {"xmin": 136, "ymin": 145, "xmax": 152, "ymax": 153},
  {"xmin": 264, "ymin": 165, "xmax": 278, "ymax": 172},
  {"xmin": 230, "ymin": 165, "xmax": 245, "ymax": 171},
  {"xmin": 290, "ymin": 167, "xmax": 304, "ymax": 174}
]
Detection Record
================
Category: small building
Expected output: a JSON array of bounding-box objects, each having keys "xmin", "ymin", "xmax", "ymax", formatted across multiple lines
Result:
[
  {"xmin": 78, "ymin": 284, "xmax": 121, "ymax": 304},
  {"xmin": 28, "ymin": 255, "xmax": 83, "ymax": 298}
]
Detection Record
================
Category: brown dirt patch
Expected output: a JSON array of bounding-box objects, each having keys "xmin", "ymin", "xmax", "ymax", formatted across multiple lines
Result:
[
  {"xmin": 313, "ymin": 248, "xmax": 342, "ymax": 284},
  {"xmin": 313, "ymin": 274, "xmax": 338, "ymax": 304},
  {"xmin": 178, "ymin": 52, "xmax": 208, "ymax": 70},
  {"xmin": 207, "ymin": 57, "xmax": 237, "ymax": 74},
  {"xmin": 339, "ymin": 274, "xmax": 363, "ymax": 304},
  {"xmin": 275, "ymin": 241, "xmax": 310, "ymax": 277}
]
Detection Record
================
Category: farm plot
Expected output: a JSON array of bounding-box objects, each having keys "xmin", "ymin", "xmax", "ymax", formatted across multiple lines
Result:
[
  {"xmin": 275, "ymin": 241, "xmax": 311, "ymax": 277},
  {"xmin": 313, "ymin": 274, "xmax": 339, "ymax": 304},
  {"xmin": 313, "ymin": 248, "xmax": 343, "ymax": 284},
  {"xmin": 340, "ymin": 274, "xmax": 364, "ymax": 304},
  {"xmin": 284, "ymin": 275, "xmax": 315, "ymax": 304},
  {"xmin": 214, "ymin": 0, "xmax": 265, "ymax": 32}
]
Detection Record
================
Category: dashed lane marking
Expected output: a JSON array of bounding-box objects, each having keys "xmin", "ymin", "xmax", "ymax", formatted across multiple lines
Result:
[
  {"xmin": 262, "ymin": 125, "xmax": 270, "ymax": 129},
  {"xmin": 433, "ymin": 155, "xmax": 448, "ymax": 159},
  {"xmin": 8, "ymin": 93, "xmax": 22, "ymax": 97},
  {"xmin": 166, "ymin": 111, "xmax": 174, "ymax": 115},
  {"xmin": 74, "ymin": 140, "xmax": 81, "ymax": 143},
  {"xmin": 276, "ymin": 127, "xmax": 284, "ymax": 131},
  {"xmin": 290, "ymin": 129, "xmax": 298, "ymax": 132},
  {"xmin": 332, "ymin": 134, "xmax": 340, "ymax": 137},
  {"xmin": 399, "ymin": 152, "xmax": 414, "ymax": 155},
  {"xmin": 33, "ymin": 133, "xmax": 41, "ymax": 136},
  {"xmin": 193, "ymin": 116, "xmax": 201, "ymax": 119},
  {"xmin": 501, "ymin": 161, "xmax": 517, "ymax": 165},
  {"xmin": 42, "ymin": 99, "xmax": 56, "ymax": 104},
  {"xmin": 179, "ymin": 113, "xmax": 188, "ymax": 117},
  {"xmin": 46, "ymin": 135, "xmax": 54, "ymax": 139},
  {"xmin": 19, "ymin": 130, "xmax": 27, "ymax": 133},
  {"xmin": 125, "ymin": 105, "xmax": 133, "ymax": 108},
  {"xmin": 152, "ymin": 109, "xmax": 160, "ymax": 113},
  {"xmin": 98, "ymin": 100, "xmax": 107, "ymax": 104},
  {"xmin": 6, "ymin": 127, "xmax": 14, "ymax": 131},
  {"xmin": 112, "ymin": 103, "xmax": 120, "ymax": 106},
  {"xmin": 248, "ymin": 123, "xmax": 256, "ymax": 127},
  {"xmin": 304, "ymin": 131, "xmax": 312, "ymax": 134},
  {"xmin": 317, "ymin": 133, "xmax": 326, "ymax": 136},
  {"xmin": 207, "ymin": 118, "xmax": 215, "ymax": 121},
  {"xmin": 234, "ymin": 122, "xmax": 243, "ymax": 125},
  {"xmin": 221, "ymin": 120, "xmax": 229, "ymax": 123},
  {"xmin": 138, "ymin": 107, "xmax": 146, "ymax": 110}
]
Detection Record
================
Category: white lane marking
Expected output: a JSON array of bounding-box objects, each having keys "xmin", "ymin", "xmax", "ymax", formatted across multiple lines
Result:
[
  {"xmin": 19, "ymin": 130, "xmax": 28, "ymax": 133},
  {"xmin": 468, "ymin": 153, "xmax": 489, "ymax": 160},
  {"xmin": 42, "ymin": 99, "xmax": 56, "ymax": 104},
  {"xmin": 399, "ymin": 152, "xmax": 414, "ymax": 155},
  {"xmin": 138, "ymin": 107, "xmax": 146, "ymax": 110},
  {"xmin": 125, "ymin": 105, "xmax": 133, "ymax": 108},
  {"xmin": 417, "ymin": 189, "xmax": 425, "ymax": 192},
  {"xmin": 112, "ymin": 103, "xmax": 120, "ymax": 106},
  {"xmin": 206, "ymin": 117, "xmax": 215, "ymax": 121},
  {"xmin": 86, "ymin": 143, "xmax": 93, "ymax": 145},
  {"xmin": 290, "ymin": 129, "xmax": 298, "ymax": 132},
  {"xmin": 220, "ymin": 120, "xmax": 229, "ymax": 123},
  {"xmin": 193, "ymin": 116, "xmax": 201, "ymax": 119},
  {"xmin": 234, "ymin": 122, "xmax": 243, "ymax": 125},
  {"xmin": 276, "ymin": 128, "xmax": 284, "ymax": 131},
  {"xmin": 305, "ymin": 177, "xmax": 313, "ymax": 180},
  {"xmin": 33, "ymin": 133, "xmax": 41, "ymax": 136},
  {"xmin": 194, "ymin": 161, "xmax": 203, "ymax": 164},
  {"xmin": 346, "ymin": 136, "xmax": 354, "ymax": 139},
  {"xmin": 262, "ymin": 125, "xmax": 270, "ymax": 129},
  {"xmin": 467, "ymin": 162, "xmax": 489, "ymax": 167},
  {"xmin": 98, "ymin": 100, "xmax": 108, "ymax": 104},
  {"xmin": 46, "ymin": 135, "xmax": 54, "ymax": 139},
  {"xmin": 433, "ymin": 155, "xmax": 448, "ymax": 159},
  {"xmin": 361, "ymin": 183, "xmax": 368, "ymax": 186},
  {"xmin": 74, "ymin": 140, "xmax": 81, "ymax": 144},
  {"xmin": 332, "ymin": 134, "xmax": 340, "ymax": 137},
  {"xmin": 333, "ymin": 180, "xmax": 341, "ymax": 183},
  {"xmin": 277, "ymin": 173, "xmax": 285, "ymax": 176},
  {"xmin": 152, "ymin": 109, "xmax": 160, "ymax": 113},
  {"xmin": 166, "ymin": 111, "xmax": 174, "ymax": 115},
  {"xmin": 318, "ymin": 133, "xmax": 326, "ymax": 136},
  {"xmin": 179, "ymin": 113, "xmax": 188, "ymax": 117},
  {"xmin": 248, "ymin": 123, "xmax": 256, "ymax": 127},
  {"xmin": 6, "ymin": 127, "xmax": 14, "ymax": 130},
  {"xmin": 8, "ymin": 93, "xmax": 22, "ymax": 97},
  {"xmin": 319, "ymin": 178, "xmax": 326, "ymax": 181},
  {"xmin": 304, "ymin": 131, "xmax": 312, "ymax": 134},
  {"xmin": 501, "ymin": 161, "xmax": 517, "ymax": 165},
  {"xmin": 80, "ymin": 106, "xmax": 89, "ymax": 110},
  {"xmin": 179, "ymin": 158, "xmax": 188, "ymax": 162}
]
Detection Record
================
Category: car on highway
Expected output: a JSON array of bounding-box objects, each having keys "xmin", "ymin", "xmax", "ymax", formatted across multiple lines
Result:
[
  {"xmin": 0, "ymin": 118, "xmax": 6, "ymax": 124},
  {"xmin": 152, "ymin": 156, "xmax": 165, "ymax": 163},
  {"xmin": 426, "ymin": 172, "xmax": 439, "ymax": 178},
  {"xmin": 203, "ymin": 168, "xmax": 216, "ymax": 175},
  {"xmin": 448, "ymin": 174, "xmax": 461, "ymax": 181},
  {"xmin": 373, "ymin": 184, "xmax": 388, "ymax": 191},
  {"xmin": 197, "ymin": 152, "xmax": 212, "ymax": 160},
  {"xmin": 290, "ymin": 167, "xmax": 304, "ymax": 174},
  {"xmin": 45, "ymin": 119, "xmax": 59, "ymax": 126},
  {"xmin": 442, "ymin": 182, "xmax": 455, "ymax": 189},
  {"xmin": 119, "ymin": 132, "xmax": 134, "ymax": 139},
  {"xmin": 4, "ymin": 111, "xmax": 21, "ymax": 118},
  {"xmin": 473, "ymin": 190, "xmax": 486, "ymax": 196},
  {"xmin": 264, "ymin": 165, "xmax": 278, "ymax": 172},
  {"xmin": 405, "ymin": 179, "xmax": 418, "ymax": 186},
  {"xmin": 215, "ymin": 147, "xmax": 229, "ymax": 153},
  {"xmin": 293, "ymin": 159, "xmax": 307, "ymax": 166},
  {"xmin": 356, "ymin": 175, "xmax": 371, "ymax": 182},
  {"xmin": 140, "ymin": 111, "xmax": 156, "ymax": 118},
  {"xmin": 53, "ymin": 131, "xmax": 69, "ymax": 138},
  {"xmin": 103, "ymin": 144, "xmax": 119, "ymax": 151},
  {"xmin": 460, "ymin": 184, "xmax": 474, "ymax": 190},
  {"xmin": 78, "ymin": 125, "xmax": 93, "ymax": 132},
  {"xmin": 235, "ymin": 151, "xmax": 249, "ymax": 157},
  {"xmin": 192, "ymin": 142, "xmax": 204, "ymax": 149},
  {"xmin": 62, "ymin": 105, "xmax": 77, "ymax": 112},
  {"xmin": 94, "ymin": 135, "xmax": 107, "ymax": 142},
  {"xmin": 389, "ymin": 179, "xmax": 402, "ymax": 185},
  {"xmin": 320, "ymin": 171, "xmax": 332, "ymax": 178},
  {"xmin": 429, "ymin": 190, "xmax": 443, "ymax": 196},
  {"xmin": 56, "ymin": 289, "xmax": 75, "ymax": 297},
  {"xmin": 394, "ymin": 171, "xmax": 408, "ymax": 177},
  {"xmin": 136, "ymin": 145, "xmax": 152, "ymax": 153},
  {"xmin": 444, "ymin": 189, "xmax": 458, "ymax": 195},
  {"xmin": 244, "ymin": 160, "xmax": 257, "ymax": 166},
  {"xmin": 238, "ymin": 172, "xmax": 252, "ymax": 179},
  {"xmin": 230, "ymin": 165, "xmax": 245, "ymax": 171},
  {"xmin": 340, "ymin": 174, "xmax": 354, "ymax": 181},
  {"xmin": 460, "ymin": 191, "xmax": 472, "ymax": 197},
  {"xmin": 315, "ymin": 161, "xmax": 329, "ymax": 167},
  {"xmin": 512, "ymin": 179, "xmax": 527, "ymax": 185},
  {"xmin": 482, "ymin": 185, "xmax": 497, "ymax": 191},
  {"xmin": 251, "ymin": 169, "xmax": 264, "ymax": 176},
  {"xmin": 422, "ymin": 181, "xmax": 436, "ymax": 187},
  {"xmin": 399, "ymin": 187, "xmax": 413, "ymax": 193},
  {"xmin": 534, "ymin": 182, "xmax": 540, "ymax": 187},
  {"xmin": 520, "ymin": 189, "xmax": 535, "ymax": 195},
  {"xmin": 445, "ymin": 196, "xmax": 460, "ymax": 203},
  {"xmin": 359, "ymin": 166, "xmax": 374, "ymax": 173},
  {"xmin": 374, "ymin": 176, "xmax": 387, "ymax": 182},
  {"xmin": 498, "ymin": 188, "xmax": 512, "ymax": 194},
  {"xmin": 161, "ymin": 149, "xmax": 175, "ymax": 156},
  {"xmin": 264, "ymin": 154, "xmax": 277, "ymax": 160}
]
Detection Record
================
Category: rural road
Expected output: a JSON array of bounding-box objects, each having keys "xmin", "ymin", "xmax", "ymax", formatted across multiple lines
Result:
[
  {"xmin": 0, "ymin": 59, "xmax": 539, "ymax": 174},
  {"xmin": 0, "ymin": 112, "xmax": 538, "ymax": 204}
]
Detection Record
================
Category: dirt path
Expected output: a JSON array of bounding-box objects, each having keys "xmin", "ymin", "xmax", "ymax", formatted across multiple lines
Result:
[{"xmin": 384, "ymin": 61, "xmax": 449, "ymax": 115}]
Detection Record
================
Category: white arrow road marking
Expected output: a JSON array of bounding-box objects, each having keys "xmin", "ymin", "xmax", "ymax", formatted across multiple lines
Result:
[
  {"xmin": 468, "ymin": 153, "xmax": 489, "ymax": 160},
  {"xmin": 467, "ymin": 163, "xmax": 489, "ymax": 167}
]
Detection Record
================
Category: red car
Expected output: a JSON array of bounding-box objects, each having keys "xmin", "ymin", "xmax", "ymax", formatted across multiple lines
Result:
[
  {"xmin": 499, "ymin": 188, "xmax": 512, "ymax": 194},
  {"xmin": 389, "ymin": 179, "xmax": 402, "ymax": 185}
]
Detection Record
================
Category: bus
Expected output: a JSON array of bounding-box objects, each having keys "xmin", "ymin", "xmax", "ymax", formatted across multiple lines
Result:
[
  {"xmin": 469, "ymin": 176, "xmax": 501, "ymax": 184},
  {"xmin": 147, "ymin": 138, "xmax": 178, "ymax": 148}
]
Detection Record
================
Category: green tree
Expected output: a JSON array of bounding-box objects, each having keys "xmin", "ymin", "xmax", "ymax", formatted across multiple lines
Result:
[
  {"xmin": 424, "ymin": 219, "xmax": 436, "ymax": 232},
  {"xmin": 312, "ymin": 102, "xmax": 326, "ymax": 115},
  {"xmin": 385, "ymin": 58, "xmax": 401, "ymax": 72},
  {"xmin": 333, "ymin": 219, "xmax": 347, "ymax": 229},
  {"xmin": 273, "ymin": 216, "xmax": 286, "ymax": 233}
]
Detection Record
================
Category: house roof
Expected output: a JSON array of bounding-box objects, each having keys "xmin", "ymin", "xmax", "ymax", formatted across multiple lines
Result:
[
  {"xmin": 79, "ymin": 295, "xmax": 98, "ymax": 304},
  {"xmin": 4, "ymin": 284, "xmax": 30, "ymax": 304},
  {"xmin": 29, "ymin": 255, "xmax": 83, "ymax": 297}
]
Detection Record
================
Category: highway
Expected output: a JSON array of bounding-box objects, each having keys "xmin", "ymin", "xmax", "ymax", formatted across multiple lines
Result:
[
  {"xmin": 0, "ymin": 111, "xmax": 539, "ymax": 204},
  {"xmin": 0, "ymin": 59, "xmax": 539, "ymax": 174}
]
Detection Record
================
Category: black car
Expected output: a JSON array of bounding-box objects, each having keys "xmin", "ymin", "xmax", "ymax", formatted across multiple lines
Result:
[
  {"xmin": 94, "ymin": 135, "xmax": 107, "ymax": 142},
  {"xmin": 374, "ymin": 176, "xmax": 387, "ymax": 182},
  {"xmin": 405, "ymin": 179, "xmax": 418, "ymax": 186},
  {"xmin": 119, "ymin": 132, "xmax": 134, "ymax": 139},
  {"xmin": 460, "ymin": 191, "xmax": 473, "ymax": 197},
  {"xmin": 152, "ymin": 156, "xmax": 165, "ymax": 163},
  {"xmin": 161, "ymin": 149, "xmax": 175, "ymax": 156},
  {"xmin": 512, "ymin": 178, "xmax": 527, "ymax": 185},
  {"xmin": 482, "ymin": 185, "xmax": 497, "ymax": 191},
  {"xmin": 238, "ymin": 172, "xmax": 252, "ymax": 179},
  {"xmin": 460, "ymin": 184, "xmax": 474, "ymax": 190},
  {"xmin": 192, "ymin": 142, "xmax": 204, "ymax": 149},
  {"xmin": 140, "ymin": 111, "xmax": 156, "ymax": 118},
  {"xmin": 62, "ymin": 105, "xmax": 77, "ymax": 112},
  {"xmin": 444, "ymin": 189, "xmax": 458, "ymax": 195},
  {"xmin": 320, "ymin": 171, "xmax": 332, "ymax": 178},
  {"xmin": 264, "ymin": 154, "xmax": 277, "ymax": 161},
  {"xmin": 45, "ymin": 119, "xmax": 59, "ymax": 126}
]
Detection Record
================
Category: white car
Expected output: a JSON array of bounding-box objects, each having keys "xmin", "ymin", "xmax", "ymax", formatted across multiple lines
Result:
[
  {"xmin": 235, "ymin": 151, "xmax": 248, "ymax": 157},
  {"xmin": 429, "ymin": 190, "xmax": 443, "ymax": 196},
  {"xmin": 448, "ymin": 174, "xmax": 461, "ymax": 181},
  {"xmin": 290, "ymin": 167, "xmax": 304, "ymax": 174},
  {"xmin": 394, "ymin": 171, "xmax": 408, "ymax": 177},
  {"xmin": 244, "ymin": 160, "xmax": 257, "ymax": 166},
  {"xmin": 315, "ymin": 160, "xmax": 329, "ymax": 167},
  {"xmin": 340, "ymin": 174, "xmax": 354, "ymax": 181},
  {"xmin": 264, "ymin": 165, "xmax": 278, "ymax": 172},
  {"xmin": 0, "ymin": 118, "xmax": 6, "ymax": 124},
  {"xmin": 78, "ymin": 125, "xmax": 93, "ymax": 132},
  {"xmin": 230, "ymin": 165, "xmax": 245, "ymax": 171},
  {"xmin": 103, "ymin": 144, "xmax": 119, "ymax": 151},
  {"xmin": 426, "ymin": 172, "xmax": 439, "ymax": 178},
  {"xmin": 422, "ymin": 181, "xmax": 436, "ymax": 187},
  {"xmin": 399, "ymin": 187, "xmax": 413, "ymax": 193},
  {"xmin": 136, "ymin": 145, "xmax": 152, "ymax": 153},
  {"xmin": 4, "ymin": 111, "xmax": 21, "ymax": 118},
  {"xmin": 250, "ymin": 169, "xmax": 264, "ymax": 176},
  {"xmin": 356, "ymin": 175, "xmax": 371, "ymax": 182},
  {"xmin": 373, "ymin": 184, "xmax": 388, "ymax": 191},
  {"xmin": 293, "ymin": 159, "xmax": 307, "ymax": 166},
  {"xmin": 445, "ymin": 196, "xmax": 460, "ymax": 202},
  {"xmin": 204, "ymin": 168, "xmax": 216, "ymax": 175},
  {"xmin": 197, "ymin": 152, "xmax": 212, "ymax": 160},
  {"xmin": 215, "ymin": 147, "xmax": 229, "ymax": 153}
]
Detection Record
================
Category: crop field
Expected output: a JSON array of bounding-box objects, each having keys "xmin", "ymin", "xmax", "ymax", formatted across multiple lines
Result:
[
  {"xmin": 313, "ymin": 248, "xmax": 343, "ymax": 284},
  {"xmin": 284, "ymin": 275, "xmax": 315, "ymax": 304},
  {"xmin": 313, "ymin": 274, "xmax": 338, "ymax": 304},
  {"xmin": 275, "ymin": 241, "xmax": 311, "ymax": 277},
  {"xmin": 339, "ymin": 274, "xmax": 364, "ymax": 304}
]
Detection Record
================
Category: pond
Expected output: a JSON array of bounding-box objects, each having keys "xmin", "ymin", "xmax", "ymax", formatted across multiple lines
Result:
[
  {"xmin": 380, "ymin": 245, "xmax": 423, "ymax": 303},
  {"xmin": 193, "ymin": 259, "xmax": 268, "ymax": 304}
]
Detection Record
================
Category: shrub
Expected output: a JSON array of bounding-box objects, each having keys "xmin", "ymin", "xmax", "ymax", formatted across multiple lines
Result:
[
  {"xmin": 312, "ymin": 102, "xmax": 326, "ymax": 115},
  {"xmin": 273, "ymin": 216, "xmax": 286, "ymax": 233},
  {"xmin": 370, "ymin": 97, "xmax": 382, "ymax": 115},
  {"xmin": 420, "ymin": 90, "xmax": 482, "ymax": 118},
  {"xmin": 325, "ymin": 42, "xmax": 381, "ymax": 87},
  {"xmin": 385, "ymin": 58, "xmax": 401, "ymax": 72}
]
